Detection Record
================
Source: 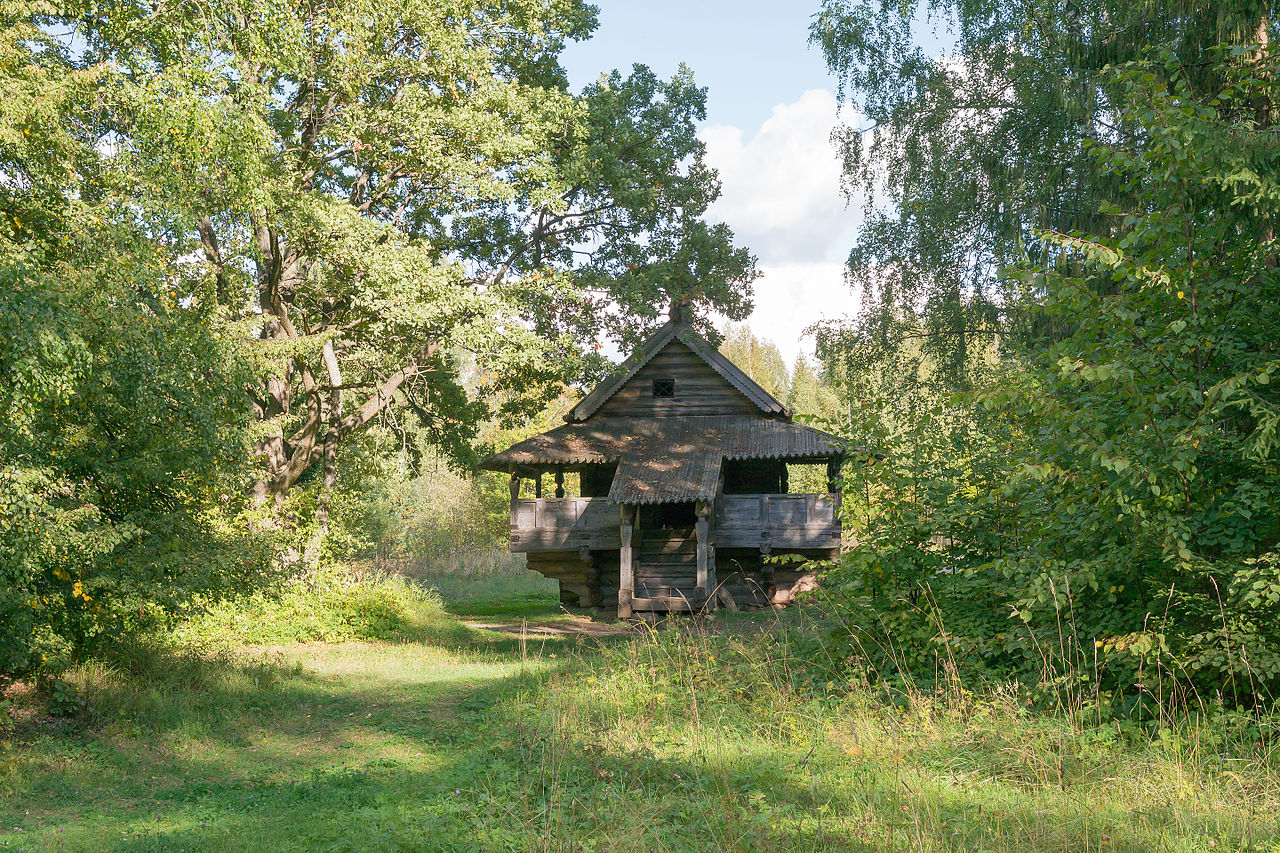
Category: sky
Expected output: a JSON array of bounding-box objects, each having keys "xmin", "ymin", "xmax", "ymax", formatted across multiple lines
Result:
[{"xmin": 560, "ymin": 1, "xmax": 867, "ymax": 366}]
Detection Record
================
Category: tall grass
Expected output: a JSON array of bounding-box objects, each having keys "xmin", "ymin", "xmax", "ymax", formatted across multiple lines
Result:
[
  {"xmin": 390, "ymin": 548, "xmax": 561, "ymax": 617},
  {"xmin": 3, "ymin": 569, "xmax": 1278, "ymax": 851},
  {"xmin": 498, "ymin": 615, "xmax": 1280, "ymax": 851}
]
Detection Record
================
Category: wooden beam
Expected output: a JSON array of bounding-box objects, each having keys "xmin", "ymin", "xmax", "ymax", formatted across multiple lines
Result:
[
  {"xmin": 618, "ymin": 504, "xmax": 634, "ymax": 619},
  {"xmin": 828, "ymin": 455, "xmax": 843, "ymax": 508},
  {"xmin": 508, "ymin": 473, "xmax": 520, "ymax": 527},
  {"xmin": 695, "ymin": 500, "xmax": 713, "ymax": 608}
]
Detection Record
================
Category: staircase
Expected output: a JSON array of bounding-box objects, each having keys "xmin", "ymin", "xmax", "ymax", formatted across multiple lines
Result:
[{"xmin": 632, "ymin": 528, "xmax": 705, "ymax": 611}]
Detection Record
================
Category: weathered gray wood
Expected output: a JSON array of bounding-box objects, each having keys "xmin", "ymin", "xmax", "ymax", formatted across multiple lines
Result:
[
  {"xmin": 631, "ymin": 593, "xmax": 706, "ymax": 612},
  {"xmin": 508, "ymin": 497, "xmax": 623, "ymax": 552},
  {"xmin": 694, "ymin": 499, "xmax": 714, "ymax": 611},
  {"xmin": 709, "ymin": 493, "xmax": 841, "ymax": 550},
  {"xmin": 636, "ymin": 579, "xmax": 700, "ymax": 594},
  {"xmin": 618, "ymin": 504, "xmax": 634, "ymax": 618},
  {"xmin": 635, "ymin": 562, "xmax": 697, "ymax": 574},
  {"xmin": 594, "ymin": 341, "xmax": 761, "ymax": 419},
  {"xmin": 490, "ymin": 321, "xmax": 847, "ymax": 616},
  {"xmin": 717, "ymin": 587, "xmax": 739, "ymax": 612}
]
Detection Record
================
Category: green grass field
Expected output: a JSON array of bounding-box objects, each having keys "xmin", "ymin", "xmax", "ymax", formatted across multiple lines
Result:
[{"xmin": 2, "ymin": 564, "xmax": 1278, "ymax": 852}]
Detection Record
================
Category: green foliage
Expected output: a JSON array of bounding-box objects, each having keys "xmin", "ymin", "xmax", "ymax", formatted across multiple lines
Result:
[
  {"xmin": 41, "ymin": 677, "xmax": 88, "ymax": 719},
  {"xmin": 0, "ymin": 17, "xmax": 271, "ymax": 678},
  {"xmin": 28, "ymin": 0, "xmax": 757, "ymax": 510},
  {"xmin": 815, "ymin": 39, "xmax": 1280, "ymax": 708},
  {"xmin": 179, "ymin": 568, "xmax": 450, "ymax": 645},
  {"xmin": 2, "ymin": 0, "xmax": 759, "ymax": 678},
  {"xmin": 719, "ymin": 323, "xmax": 791, "ymax": 399},
  {"xmin": 810, "ymin": 0, "xmax": 1273, "ymax": 376},
  {"xmin": 0, "ymin": 233, "xmax": 269, "ymax": 676}
]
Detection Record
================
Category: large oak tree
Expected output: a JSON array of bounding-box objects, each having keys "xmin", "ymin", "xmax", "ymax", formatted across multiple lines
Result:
[{"xmin": 62, "ymin": 0, "xmax": 756, "ymax": 521}]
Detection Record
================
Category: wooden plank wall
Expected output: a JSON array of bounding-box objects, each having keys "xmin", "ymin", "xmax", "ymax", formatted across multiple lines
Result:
[
  {"xmin": 594, "ymin": 340, "xmax": 760, "ymax": 418},
  {"xmin": 713, "ymin": 493, "xmax": 841, "ymax": 549},
  {"xmin": 512, "ymin": 494, "xmax": 841, "ymax": 553},
  {"xmin": 510, "ymin": 497, "xmax": 620, "ymax": 552}
]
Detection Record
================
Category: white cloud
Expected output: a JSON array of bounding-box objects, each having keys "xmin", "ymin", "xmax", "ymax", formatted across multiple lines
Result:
[
  {"xmin": 700, "ymin": 89, "xmax": 864, "ymax": 363},
  {"xmin": 736, "ymin": 262, "xmax": 860, "ymax": 366}
]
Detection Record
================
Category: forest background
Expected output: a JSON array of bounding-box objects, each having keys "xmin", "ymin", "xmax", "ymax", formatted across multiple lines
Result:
[{"xmin": 2, "ymin": 0, "xmax": 1279, "ymax": 718}]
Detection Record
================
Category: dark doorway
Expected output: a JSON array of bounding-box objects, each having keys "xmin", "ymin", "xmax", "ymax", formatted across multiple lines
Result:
[
  {"xmin": 639, "ymin": 502, "xmax": 697, "ymax": 529},
  {"xmin": 722, "ymin": 459, "xmax": 788, "ymax": 494}
]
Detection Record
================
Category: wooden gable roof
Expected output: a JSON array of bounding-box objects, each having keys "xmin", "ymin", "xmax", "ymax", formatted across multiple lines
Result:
[
  {"xmin": 565, "ymin": 320, "xmax": 789, "ymax": 423},
  {"xmin": 479, "ymin": 320, "xmax": 848, "ymax": 501}
]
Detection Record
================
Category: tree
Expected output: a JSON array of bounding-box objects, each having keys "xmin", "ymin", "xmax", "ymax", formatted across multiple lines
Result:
[
  {"xmin": 1, "ymin": 8, "xmax": 264, "ymax": 676},
  {"xmin": 810, "ymin": 0, "xmax": 1275, "ymax": 373},
  {"xmin": 786, "ymin": 355, "xmax": 842, "ymax": 422},
  {"xmin": 815, "ymin": 33, "xmax": 1280, "ymax": 704},
  {"xmin": 719, "ymin": 323, "xmax": 789, "ymax": 400},
  {"xmin": 56, "ymin": 0, "xmax": 756, "ymax": 543}
]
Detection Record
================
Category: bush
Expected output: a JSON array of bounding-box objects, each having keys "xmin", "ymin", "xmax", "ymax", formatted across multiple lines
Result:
[
  {"xmin": 814, "ymin": 57, "xmax": 1280, "ymax": 711},
  {"xmin": 0, "ymin": 256, "xmax": 267, "ymax": 681},
  {"xmin": 177, "ymin": 566, "xmax": 450, "ymax": 645}
]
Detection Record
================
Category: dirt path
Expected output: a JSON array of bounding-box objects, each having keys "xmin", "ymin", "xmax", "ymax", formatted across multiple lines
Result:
[{"xmin": 462, "ymin": 612, "xmax": 637, "ymax": 637}]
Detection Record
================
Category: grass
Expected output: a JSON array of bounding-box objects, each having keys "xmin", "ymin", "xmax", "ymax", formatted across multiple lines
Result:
[
  {"xmin": 1, "ymin": 560, "xmax": 1278, "ymax": 852},
  {"xmin": 393, "ymin": 549, "xmax": 563, "ymax": 619}
]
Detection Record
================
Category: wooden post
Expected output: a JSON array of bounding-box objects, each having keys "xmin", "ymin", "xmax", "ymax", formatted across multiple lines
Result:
[
  {"xmin": 618, "ymin": 504, "xmax": 634, "ymax": 619},
  {"xmin": 509, "ymin": 473, "xmax": 520, "ymax": 526},
  {"xmin": 554, "ymin": 468, "xmax": 565, "ymax": 499},
  {"xmin": 695, "ymin": 500, "xmax": 714, "ymax": 609},
  {"xmin": 535, "ymin": 473, "xmax": 542, "ymax": 498}
]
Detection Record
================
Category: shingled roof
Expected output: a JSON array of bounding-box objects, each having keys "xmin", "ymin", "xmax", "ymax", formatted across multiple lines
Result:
[
  {"xmin": 480, "ymin": 321, "xmax": 847, "ymax": 503},
  {"xmin": 480, "ymin": 416, "xmax": 845, "ymax": 502}
]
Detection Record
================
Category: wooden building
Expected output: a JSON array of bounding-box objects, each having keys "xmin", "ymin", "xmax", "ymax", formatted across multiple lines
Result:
[{"xmin": 479, "ymin": 318, "xmax": 845, "ymax": 617}]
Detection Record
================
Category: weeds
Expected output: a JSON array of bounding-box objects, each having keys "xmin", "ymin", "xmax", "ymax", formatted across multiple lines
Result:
[{"xmin": 1, "ymin": 570, "xmax": 1277, "ymax": 851}]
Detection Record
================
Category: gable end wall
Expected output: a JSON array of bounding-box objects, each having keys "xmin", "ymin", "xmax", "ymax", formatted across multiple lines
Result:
[{"xmin": 593, "ymin": 341, "xmax": 762, "ymax": 418}]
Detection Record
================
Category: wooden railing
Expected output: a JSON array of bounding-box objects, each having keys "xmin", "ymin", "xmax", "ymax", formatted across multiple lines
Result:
[
  {"xmin": 712, "ymin": 493, "xmax": 841, "ymax": 551},
  {"xmin": 509, "ymin": 497, "xmax": 619, "ymax": 553},
  {"xmin": 510, "ymin": 493, "xmax": 841, "ymax": 554}
]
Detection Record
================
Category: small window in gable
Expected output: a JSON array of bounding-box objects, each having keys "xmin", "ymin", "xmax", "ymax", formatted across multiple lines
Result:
[{"xmin": 652, "ymin": 378, "xmax": 675, "ymax": 398}]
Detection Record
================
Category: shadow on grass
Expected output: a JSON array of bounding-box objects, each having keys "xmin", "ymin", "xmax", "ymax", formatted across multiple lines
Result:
[
  {"xmin": 2, "ymin": 645, "xmax": 876, "ymax": 852},
  {"xmin": 2, "ymin": 621, "xmax": 1274, "ymax": 853}
]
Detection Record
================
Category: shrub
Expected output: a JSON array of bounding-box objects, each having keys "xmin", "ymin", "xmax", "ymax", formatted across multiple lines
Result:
[{"xmin": 178, "ymin": 566, "xmax": 450, "ymax": 645}]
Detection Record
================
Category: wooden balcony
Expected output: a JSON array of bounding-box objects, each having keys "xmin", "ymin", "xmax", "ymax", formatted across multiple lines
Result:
[
  {"xmin": 712, "ymin": 493, "xmax": 841, "ymax": 551},
  {"xmin": 510, "ymin": 493, "xmax": 840, "ymax": 554},
  {"xmin": 509, "ymin": 497, "xmax": 620, "ymax": 553}
]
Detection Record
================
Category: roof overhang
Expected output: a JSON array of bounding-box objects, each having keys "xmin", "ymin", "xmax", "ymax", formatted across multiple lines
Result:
[{"xmin": 479, "ymin": 416, "xmax": 848, "ymax": 503}]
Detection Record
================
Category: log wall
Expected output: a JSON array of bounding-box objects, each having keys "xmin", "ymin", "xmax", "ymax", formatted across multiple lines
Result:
[{"xmin": 593, "ymin": 341, "xmax": 761, "ymax": 419}]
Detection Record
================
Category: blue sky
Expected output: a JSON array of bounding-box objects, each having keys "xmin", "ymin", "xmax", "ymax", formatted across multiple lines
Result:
[
  {"xmin": 560, "ymin": 1, "xmax": 951, "ymax": 365},
  {"xmin": 560, "ymin": 1, "xmax": 839, "ymax": 131}
]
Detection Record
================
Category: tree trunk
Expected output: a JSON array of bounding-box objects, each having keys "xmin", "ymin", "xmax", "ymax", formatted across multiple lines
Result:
[
  {"xmin": 237, "ymin": 218, "xmax": 438, "ymax": 557},
  {"xmin": 304, "ymin": 341, "xmax": 343, "ymax": 565}
]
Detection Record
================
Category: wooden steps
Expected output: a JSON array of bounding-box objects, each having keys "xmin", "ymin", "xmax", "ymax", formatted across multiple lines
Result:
[{"xmin": 632, "ymin": 527, "xmax": 700, "ymax": 612}]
